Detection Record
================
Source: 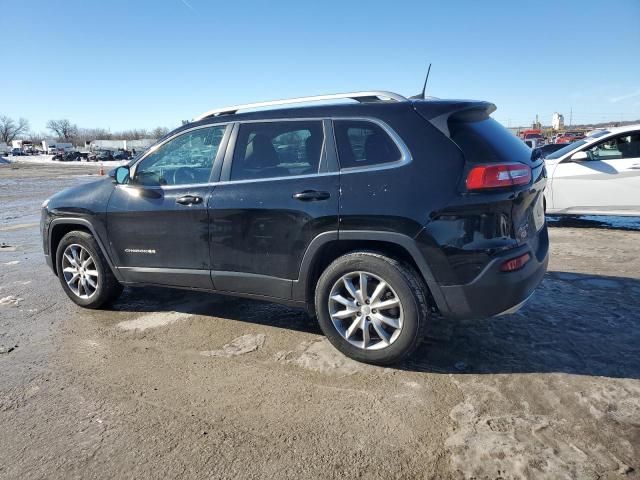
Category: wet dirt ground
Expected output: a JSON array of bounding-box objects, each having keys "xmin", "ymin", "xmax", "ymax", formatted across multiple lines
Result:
[{"xmin": 1, "ymin": 162, "xmax": 639, "ymax": 479}]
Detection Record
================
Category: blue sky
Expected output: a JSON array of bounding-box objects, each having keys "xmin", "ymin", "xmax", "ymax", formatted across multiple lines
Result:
[{"xmin": 2, "ymin": 0, "xmax": 639, "ymax": 133}]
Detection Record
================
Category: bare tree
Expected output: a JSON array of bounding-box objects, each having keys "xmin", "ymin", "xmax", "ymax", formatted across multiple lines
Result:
[
  {"xmin": 150, "ymin": 126, "xmax": 169, "ymax": 138},
  {"xmin": 0, "ymin": 115, "xmax": 30, "ymax": 143},
  {"xmin": 75, "ymin": 128, "xmax": 112, "ymax": 146},
  {"xmin": 27, "ymin": 131, "xmax": 46, "ymax": 144},
  {"xmin": 46, "ymin": 119, "xmax": 78, "ymax": 141},
  {"xmin": 117, "ymin": 129, "xmax": 149, "ymax": 140}
]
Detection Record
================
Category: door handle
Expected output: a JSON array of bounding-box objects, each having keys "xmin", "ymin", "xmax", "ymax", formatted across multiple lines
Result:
[
  {"xmin": 292, "ymin": 190, "xmax": 331, "ymax": 201},
  {"xmin": 176, "ymin": 195, "xmax": 203, "ymax": 205},
  {"xmin": 630, "ymin": 163, "xmax": 640, "ymax": 170}
]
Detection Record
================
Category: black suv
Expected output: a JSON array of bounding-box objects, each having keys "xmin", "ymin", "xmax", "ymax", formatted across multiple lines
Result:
[{"xmin": 41, "ymin": 91, "xmax": 548, "ymax": 365}]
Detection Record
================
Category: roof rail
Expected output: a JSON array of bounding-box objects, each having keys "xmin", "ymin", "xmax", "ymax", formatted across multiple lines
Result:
[{"xmin": 194, "ymin": 91, "xmax": 408, "ymax": 121}]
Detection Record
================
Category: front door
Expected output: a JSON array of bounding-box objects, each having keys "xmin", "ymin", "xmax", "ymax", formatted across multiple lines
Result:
[
  {"xmin": 107, "ymin": 124, "xmax": 229, "ymax": 288},
  {"xmin": 551, "ymin": 131, "xmax": 640, "ymax": 214},
  {"xmin": 209, "ymin": 119, "xmax": 339, "ymax": 299}
]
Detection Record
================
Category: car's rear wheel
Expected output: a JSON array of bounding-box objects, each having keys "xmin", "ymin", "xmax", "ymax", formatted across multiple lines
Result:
[
  {"xmin": 315, "ymin": 252, "xmax": 429, "ymax": 365},
  {"xmin": 55, "ymin": 231, "xmax": 123, "ymax": 309}
]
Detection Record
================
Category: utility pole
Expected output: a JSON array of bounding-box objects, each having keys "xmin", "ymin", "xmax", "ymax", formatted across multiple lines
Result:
[{"xmin": 569, "ymin": 107, "xmax": 572, "ymax": 127}]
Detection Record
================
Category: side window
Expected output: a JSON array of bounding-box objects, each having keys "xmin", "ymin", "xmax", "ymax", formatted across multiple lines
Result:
[
  {"xmin": 587, "ymin": 132, "xmax": 640, "ymax": 161},
  {"xmin": 230, "ymin": 121, "xmax": 324, "ymax": 181},
  {"xmin": 334, "ymin": 120, "xmax": 402, "ymax": 169},
  {"xmin": 134, "ymin": 125, "xmax": 226, "ymax": 186}
]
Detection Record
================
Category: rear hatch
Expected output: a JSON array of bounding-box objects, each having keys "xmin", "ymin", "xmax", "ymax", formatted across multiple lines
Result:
[{"xmin": 415, "ymin": 100, "xmax": 547, "ymax": 253}]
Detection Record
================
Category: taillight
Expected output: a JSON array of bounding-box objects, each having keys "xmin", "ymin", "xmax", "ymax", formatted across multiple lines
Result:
[
  {"xmin": 500, "ymin": 253, "xmax": 531, "ymax": 272},
  {"xmin": 466, "ymin": 163, "xmax": 532, "ymax": 191}
]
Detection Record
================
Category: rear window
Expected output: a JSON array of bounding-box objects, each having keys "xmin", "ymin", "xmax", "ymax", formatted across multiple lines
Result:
[
  {"xmin": 230, "ymin": 121, "xmax": 324, "ymax": 181},
  {"xmin": 450, "ymin": 118, "xmax": 532, "ymax": 164},
  {"xmin": 334, "ymin": 120, "xmax": 401, "ymax": 169}
]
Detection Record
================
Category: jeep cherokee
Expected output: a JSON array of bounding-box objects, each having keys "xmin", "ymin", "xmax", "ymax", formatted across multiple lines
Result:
[{"xmin": 41, "ymin": 91, "xmax": 548, "ymax": 365}]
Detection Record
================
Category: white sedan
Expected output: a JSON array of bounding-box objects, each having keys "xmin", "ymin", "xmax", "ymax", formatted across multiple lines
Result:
[{"xmin": 543, "ymin": 124, "xmax": 640, "ymax": 216}]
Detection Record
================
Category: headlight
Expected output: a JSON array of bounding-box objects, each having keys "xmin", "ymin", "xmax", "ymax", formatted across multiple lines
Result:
[{"xmin": 42, "ymin": 198, "xmax": 50, "ymax": 208}]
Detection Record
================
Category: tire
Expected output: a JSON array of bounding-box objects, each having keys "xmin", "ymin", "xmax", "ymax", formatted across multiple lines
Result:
[
  {"xmin": 55, "ymin": 230, "xmax": 123, "ymax": 309},
  {"xmin": 314, "ymin": 252, "xmax": 429, "ymax": 366}
]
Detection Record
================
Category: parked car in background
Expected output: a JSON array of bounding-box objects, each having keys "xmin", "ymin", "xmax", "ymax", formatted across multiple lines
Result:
[
  {"xmin": 524, "ymin": 137, "xmax": 545, "ymax": 149},
  {"xmin": 88, "ymin": 150, "xmax": 114, "ymax": 162},
  {"xmin": 556, "ymin": 131, "xmax": 585, "ymax": 144},
  {"xmin": 113, "ymin": 150, "xmax": 132, "ymax": 160},
  {"xmin": 11, "ymin": 148, "xmax": 24, "ymax": 156},
  {"xmin": 40, "ymin": 90, "xmax": 548, "ymax": 365},
  {"xmin": 523, "ymin": 132, "xmax": 545, "ymax": 147},
  {"xmin": 543, "ymin": 125, "xmax": 640, "ymax": 215},
  {"xmin": 62, "ymin": 152, "xmax": 80, "ymax": 162}
]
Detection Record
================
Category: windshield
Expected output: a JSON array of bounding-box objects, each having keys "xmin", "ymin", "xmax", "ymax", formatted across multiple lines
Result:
[
  {"xmin": 589, "ymin": 130, "xmax": 610, "ymax": 139},
  {"xmin": 546, "ymin": 140, "xmax": 588, "ymax": 159}
]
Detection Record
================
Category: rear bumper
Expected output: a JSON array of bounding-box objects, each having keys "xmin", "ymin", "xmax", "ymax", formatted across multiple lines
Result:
[{"xmin": 438, "ymin": 228, "xmax": 549, "ymax": 320}]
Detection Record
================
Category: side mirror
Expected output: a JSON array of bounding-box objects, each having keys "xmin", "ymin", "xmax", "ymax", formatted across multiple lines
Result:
[
  {"xmin": 569, "ymin": 151, "xmax": 588, "ymax": 162},
  {"xmin": 111, "ymin": 165, "xmax": 130, "ymax": 184}
]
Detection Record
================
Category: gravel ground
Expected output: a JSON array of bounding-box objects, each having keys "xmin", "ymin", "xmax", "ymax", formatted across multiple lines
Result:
[{"xmin": 1, "ymin": 163, "xmax": 639, "ymax": 480}]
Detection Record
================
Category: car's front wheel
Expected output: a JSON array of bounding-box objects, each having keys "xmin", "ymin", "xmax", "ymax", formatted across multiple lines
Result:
[
  {"xmin": 315, "ymin": 252, "xmax": 429, "ymax": 365},
  {"xmin": 55, "ymin": 231, "xmax": 123, "ymax": 309}
]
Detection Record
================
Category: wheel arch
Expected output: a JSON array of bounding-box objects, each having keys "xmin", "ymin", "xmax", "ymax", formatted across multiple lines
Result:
[
  {"xmin": 293, "ymin": 230, "xmax": 450, "ymax": 316},
  {"xmin": 49, "ymin": 218, "xmax": 121, "ymax": 280}
]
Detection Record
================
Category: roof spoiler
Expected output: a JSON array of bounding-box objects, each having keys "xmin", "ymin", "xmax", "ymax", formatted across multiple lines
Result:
[{"xmin": 413, "ymin": 100, "xmax": 497, "ymax": 137}]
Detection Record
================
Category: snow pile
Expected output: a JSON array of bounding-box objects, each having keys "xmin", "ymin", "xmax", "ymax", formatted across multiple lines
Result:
[{"xmin": 5, "ymin": 154, "xmax": 127, "ymax": 166}]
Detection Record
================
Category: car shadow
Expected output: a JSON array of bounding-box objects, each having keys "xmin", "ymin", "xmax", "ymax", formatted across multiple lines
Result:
[
  {"xmin": 403, "ymin": 271, "xmax": 640, "ymax": 379},
  {"xmin": 111, "ymin": 271, "xmax": 640, "ymax": 380},
  {"xmin": 112, "ymin": 286, "xmax": 321, "ymax": 335}
]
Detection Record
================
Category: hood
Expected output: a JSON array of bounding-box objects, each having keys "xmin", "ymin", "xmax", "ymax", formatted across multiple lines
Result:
[{"xmin": 47, "ymin": 177, "xmax": 115, "ymax": 214}]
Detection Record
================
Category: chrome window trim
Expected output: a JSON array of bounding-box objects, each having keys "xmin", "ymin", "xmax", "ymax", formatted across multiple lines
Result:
[
  {"xmin": 117, "ymin": 172, "xmax": 340, "ymax": 191},
  {"xmin": 116, "ymin": 182, "xmax": 213, "ymax": 191},
  {"xmin": 216, "ymin": 171, "xmax": 339, "ymax": 186},
  {"xmin": 332, "ymin": 117, "xmax": 412, "ymax": 173}
]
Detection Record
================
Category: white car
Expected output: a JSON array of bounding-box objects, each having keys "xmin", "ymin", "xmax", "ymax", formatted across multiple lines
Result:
[{"xmin": 543, "ymin": 124, "xmax": 640, "ymax": 216}]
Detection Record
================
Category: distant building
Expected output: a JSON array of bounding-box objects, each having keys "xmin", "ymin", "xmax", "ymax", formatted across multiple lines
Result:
[
  {"xmin": 42, "ymin": 139, "xmax": 73, "ymax": 153},
  {"xmin": 552, "ymin": 112, "xmax": 564, "ymax": 131}
]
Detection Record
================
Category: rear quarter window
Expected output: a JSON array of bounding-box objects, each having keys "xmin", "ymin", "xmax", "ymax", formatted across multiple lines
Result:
[
  {"xmin": 450, "ymin": 118, "xmax": 532, "ymax": 164},
  {"xmin": 334, "ymin": 120, "xmax": 401, "ymax": 169}
]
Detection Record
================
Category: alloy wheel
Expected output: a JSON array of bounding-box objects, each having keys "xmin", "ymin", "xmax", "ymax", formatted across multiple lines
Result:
[
  {"xmin": 328, "ymin": 271, "xmax": 404, "ymax": 350},
  {"xmin": 61, "ymin": 244, "xmax": 99, "ymax": 299}
]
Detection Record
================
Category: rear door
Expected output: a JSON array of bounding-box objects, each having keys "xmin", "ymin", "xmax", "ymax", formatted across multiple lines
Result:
[
  {"xmin": 107, "ymin": 124, "xmax": 229, "ymax": 288},
  {"xmin": 209, "ymin": 119, "xmax": 339, "ymax": 299},
  {"xmin": 551, "ymin": 131, "xmax": 640, "ymax": 214}
]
